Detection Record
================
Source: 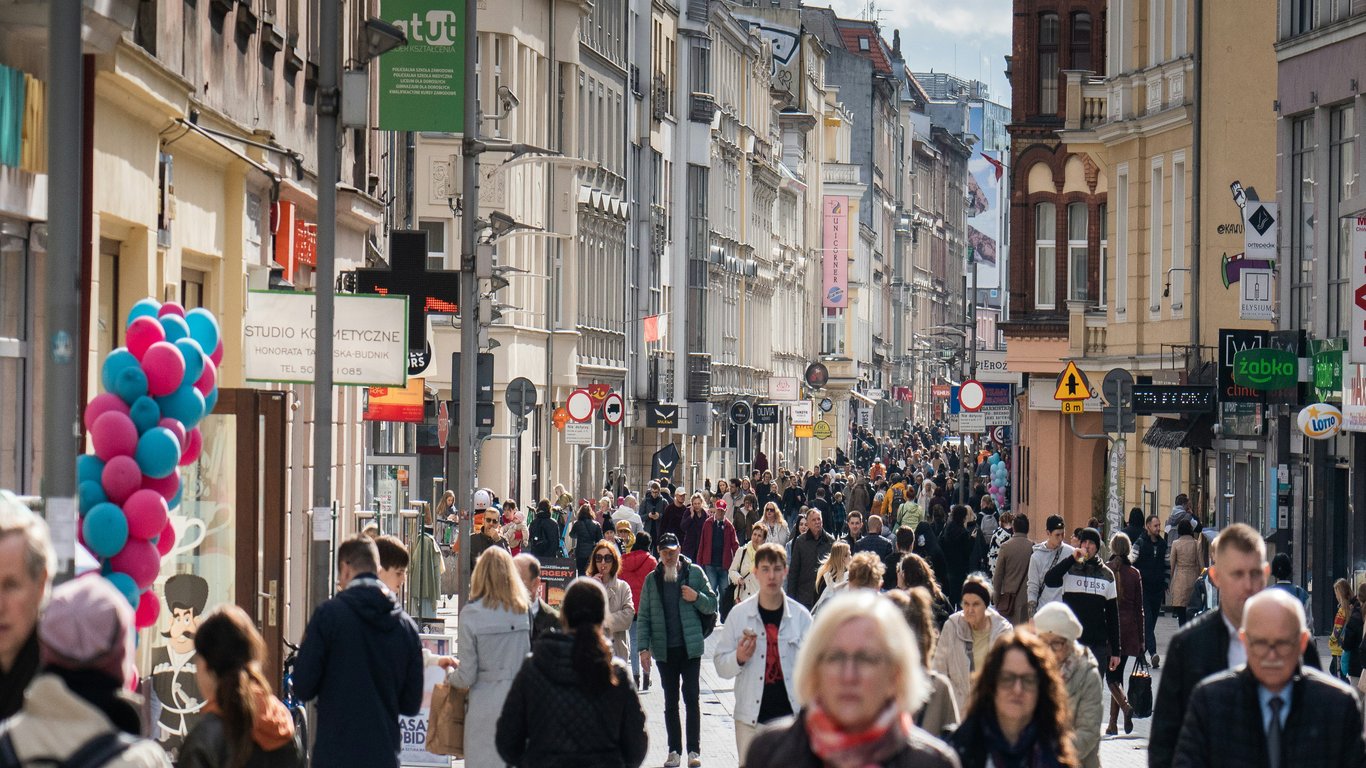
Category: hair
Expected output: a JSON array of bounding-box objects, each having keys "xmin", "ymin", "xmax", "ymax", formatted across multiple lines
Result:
[
  {"xmin": 560, "ymin": 578, "xmax": 620, "ymax": 691},
  {"xmin": 950, "ymin": 505, "xmax": 969, "ymax": 526},
  {"xmin": 470, "ymin": 546, "xmax": 530, "ymax": 613},
  {"xmin": 961, "ymin": 573, "xmax": 994, "ymax": 605},
  {"xmin": 576, "ymin": 503, "xmax": 593, "ymax": 523},
  {"xmin": 1177, "ymin": 519, "xmax": 1194, "ymax": 537},
  {"xmin": 193, "ymin": 605, "xmax": 273, "ymax": 768},
  {"xmin": 587, "ymin": 540, "xmax": 622, "ymax": 578},
  {"xmin": 1013, "ymin": 515, "xmax": 1030, "ymax": 535},
  {"xmin": 374, "ymin": 535, "xmax": 409, "ymax": 572},
  {"xmin": 1242, "ymin": 587, "xmax": 1308, "ymax": 635},
  {"xmin": 0, "ymin": 492, "xmax": 54, "ymax": 595},
  {"xmin": 963, "ymin": 630, "xmax": 1078, "ymax": 768},
  {"xmin": 895, "ymin": 525, "xmax": 916, "ymax": 552},
  {"xmin": 1175, "ymin": 493, "xmax": 1189, "ymax": 506},
  {"xmin": 1357, "ymin": 582, "xmax": 1366, "ymax": 606},
  {"xmin": 1212, "ymin": 523, "xmax": 1265, "ymax": 563},
  {"xmin": 743, "ymin": 493, "xmax": 758, "ymax": 508},
  {"xmin": 1127, "ymin": 507, "xmax": 1145, "ymax": 529},
  {"xmin": 1270, "ymin": 552, "xmax": 1293, "ymax": 581},
  {"xmin": 847, "ymin": 552, "xmax": 887, "ymax": 589},
  {"xmin": 867, "ymin": 515, "xmax": 884, "ymax": 533},
  {"xmin": 762, "ymin": 502, "xmax": 781, "ymax": 522},
  {"xmin": 898, "ymin": 553, "xmax": 946, "ymax": 605},
  {"xmin": 816, "ymin": 541, "xmax": 851, "ymax": 587},
  {"xmin": 792, "ymin": 591, "xmax": 930, "ymax": 715},
  {"xmin": 1335, "ymin": 577, "xmax": 1353, "ymax": 606},
  {"xmin": 514, "ymin": 552, "xmax": 542, "ymax": 582},
  {"xmin": 1046, "ymin": 514, "xmax": 1065, "ymax": 533},
  {"xmin": 847, "ymin": 510, "xmax": 865, "ymax": 523},
  {"xmin": 754, "ymin": 542, "xmax": 788, "ymax": 569},
  {"xmin": 884, "ymin": 588, "xmax": 936, "ymax": 669},
  {"xmin": 1109, "ymin": 533, "xmax": 1132, "ymax": 563},
  {"xmin": 750, "ymin": 521, "xmax": 769, "ymax": 540},
  {"xmin": 631, "ymin": 531, "xmax": 652, "ymax": 552},
  {"xmin": 337, "ymin": 535, "xmax": 380, "ymax": 574}
]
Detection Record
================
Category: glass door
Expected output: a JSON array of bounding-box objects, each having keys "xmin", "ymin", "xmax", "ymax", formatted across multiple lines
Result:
[{"xmin": 366, "ymin": 457, "xmax": 418, "ymax": 534}]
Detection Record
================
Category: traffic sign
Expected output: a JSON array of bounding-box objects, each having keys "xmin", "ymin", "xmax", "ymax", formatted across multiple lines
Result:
[
  {"xmin": 959, "ymin": 412, "xmax": 986, "ymax": 433},
  {"xmin": 1054, "ymin": 361, "xmax": 1094, "ymax": 400},
  {"xmin": 1062, "ymin": 401, "xmax": 1085, "ymax": 414},
  {"xmin": 959, "ymin": 380, "xmax": 986, "ymax": 412},
  {"xmin": 564, "ymin": 422, "xmax": 592, "ymax": 444},
  {"xmin": 505, "ymin": 377, "xmax": 538, "ymax": 417},
  {"xmin": 753, "ymin": 404, "xmax": 780, "ymax": 425},
  {"xmin": 813, "ymin": 420, "xmax": 832, "ymax": 439},
  {"xmin": 729, "ymin": 400, "xmax": 752, "ymax": 426},
  {"xmin": 566, "ymin": 389, "xmax": 594, "ymax": 422},
  {"xmin": 437, "ymin": 400, "xmax": 450, "ymax": 448},
  {"xmin": 602, "ymin": 392, "xmax": 625, "ymax": 426}
]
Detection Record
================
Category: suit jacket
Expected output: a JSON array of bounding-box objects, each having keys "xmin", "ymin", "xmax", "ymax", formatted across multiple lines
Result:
[
  {"xmin": 1149, "ymin": 610, "xmax": 1322, "ymax": 768},
  {"xmin": 1172, "ymin": 666, "xmax": 1365, "ymax": 768},
  {"xmin": 530, "ymin": 599, "xmax": 560, "ymax": 642}
]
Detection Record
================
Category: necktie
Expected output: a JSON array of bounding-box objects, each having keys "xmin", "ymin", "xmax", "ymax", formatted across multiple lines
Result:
[{"xmin": 1267, "ymin": 696, "xmax": 1284, "ymax": 768}]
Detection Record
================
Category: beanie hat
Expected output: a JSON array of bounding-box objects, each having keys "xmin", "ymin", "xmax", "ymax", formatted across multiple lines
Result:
[
  {"xmin": 39, "ymin": 574, "xmax": 135, "ymax": 687},
  {"xmin": 1078, "ymin": 527, "xmax": 1103, "ymax": 549},
  {"xmin": 960, "ymin": 578, "xmax": 993, "ymax": 608},
  {"xmin": 1033, "ymin": 601, "xmax": 1083, "ymax": 641}
]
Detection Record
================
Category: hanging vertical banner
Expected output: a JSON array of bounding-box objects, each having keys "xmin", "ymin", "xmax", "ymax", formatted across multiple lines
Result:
[
  {"xmin": 1349, "ymin": 216, "xmax": 1366, "ymax": 364},
  {"xmin": 822, "ymin": 196, "xmax": 849, "ymax": 308},
  {"xmin": 379, "ymin": 0, "xmax": 466, "ymax": 131}
]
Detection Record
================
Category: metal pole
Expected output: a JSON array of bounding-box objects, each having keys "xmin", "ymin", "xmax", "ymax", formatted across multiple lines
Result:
[
  {"xmin": 456, "ymin": 0, "xmax": 481, "ymax": 608},
  {"xmin": 310, "ymin": 0, "xmax": 340, "ymax": 610},
  {"xmin": 43, "ymin": 0, "xmax": 82, "ymax": 572}
]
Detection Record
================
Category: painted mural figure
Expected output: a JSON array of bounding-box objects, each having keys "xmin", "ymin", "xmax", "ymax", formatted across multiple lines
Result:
[{"xmin": 151, "ymin": 573, "xmax": 210, "ymax": 757}]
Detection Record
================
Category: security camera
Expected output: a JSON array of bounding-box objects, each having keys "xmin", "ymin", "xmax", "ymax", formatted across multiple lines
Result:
[{"xmin": 497, "ymin": 85, "xmax": 520, "ymax": 112}]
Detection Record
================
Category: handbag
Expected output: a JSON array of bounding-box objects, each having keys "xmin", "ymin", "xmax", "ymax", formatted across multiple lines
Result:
[
  {"xmin": 1128, "ymin": 658, "xmax": 1154, "ymax": 718},
  {"xmin": 426, "ymin": 682, "xmax": 469, "ymax": 757}
]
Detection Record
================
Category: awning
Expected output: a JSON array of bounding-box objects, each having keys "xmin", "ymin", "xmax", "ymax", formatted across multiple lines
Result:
[
  {"xmin": 1142, "ymin": 415, "xmax": 1214, "ymax": 450},
  {"xmin": 850, "ymin": 390, "xmax": 878, "ymax": 405}
]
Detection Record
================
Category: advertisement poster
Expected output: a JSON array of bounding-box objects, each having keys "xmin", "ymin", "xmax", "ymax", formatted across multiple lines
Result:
[
  {"xmin": 244, "ymin": 291, "xmax": 408, "ymax": 386},
  {"xmin": 398, "ymin": 634, "xmax": 453, "ymax": 767},
  {"xmin": 822, "ymin": 196, "xmax": 849, "ymax": 308},
  {"xmin": 1350, "ymin": 217, "xmax": 1366, "ymax": 364},
  {"xmin": 968, "ymin": 106, "xmax": 1005, "ymax": 290},
  {"xmin": 380, "ymin": 0, "xmax": 467, "ymax": 131},
  {"xmin": 538, "ymin": 558, "xmax": 579, "ymax": 606}
]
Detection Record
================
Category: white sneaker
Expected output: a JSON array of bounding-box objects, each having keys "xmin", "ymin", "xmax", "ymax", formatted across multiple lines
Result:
[
  {"xmin": 688, "ymin": 752, "xmax": 702, "ymax": 767},
  {"xmin": 664, "ymin": 752, "xmax": 681, "ymax": 767}
]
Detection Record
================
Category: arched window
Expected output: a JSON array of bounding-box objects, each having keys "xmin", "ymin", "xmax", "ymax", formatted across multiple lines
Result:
[
  {"xmin": 1039, "ymin": 14, "xmax": 1061, "ymax": 114},
  {"xmin": 1072, "ymin": 13, "xmax": 1092, "ymax": 72},
  {"xmin": 1035, "ymin": 202, "xmax": 1057, "ymax": 309}
]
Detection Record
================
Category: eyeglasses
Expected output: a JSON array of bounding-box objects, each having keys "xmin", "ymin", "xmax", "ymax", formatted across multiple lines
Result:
[
  {"xmin": 1246, "ymin": 637, "xmax": 1299, "ymax": 657},
  {"xmin": 593, "ymin": 553, "xmax": 614, "ymax": 562},
  {"xmin": 819, "ymin": 650, "xmax": 888, "ymax": 674},
  {"xmin": 998, "ymin": 672, "xmax": 1040, "ymax": 692},
  {"xmin": 1044, "ymin": 638, "xmax": 1072, "ymax": 653}
]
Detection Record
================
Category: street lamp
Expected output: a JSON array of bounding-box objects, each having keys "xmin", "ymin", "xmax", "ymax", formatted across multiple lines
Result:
[{"xmin": 362, "ymin": 18, "xmax": 408, "ymax": 60}]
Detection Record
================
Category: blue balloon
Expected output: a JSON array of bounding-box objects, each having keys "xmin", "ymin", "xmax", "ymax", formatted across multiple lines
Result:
[
  {"xmin": 126, "ymin": 299, "xmax": 161, "ymax": 328},
  {"xmin": 83, "ymin": 502, "xmax": 129, "ymax": 558},
  {"xmin": 78, "ymin": 480, "xmax": 107, "ymax": 516},
  {"xmin": 135, "ymin": 427, "xmax": 181, "ymax": 479},
  {"xmin": 101, "ymin": 349, "xmax": 140, "ymax": 393},
  {"xmin": 114, "ymin": 366, "xmax": 149, "ymax": 404},
  {"xmin": 158, "ymin": 385, "xmax": 206, "ymax": 429},
  {"xmin": 174, "ymin": 338, "xmax": 205, "ymax": 388},
  {"xmin": 167, "ymin": 480, "xmax": 184, "ymax": 511},
  {"xmin": 105, "ymin": 571, "xmax": 140, "ymax": 608},
  {"xmin": 77, "ymin": 454, "xmax": 105, "ymax": 485},
  {"xmin": 203, "ymin": 387, "xmax": 219, "ymax": 416},
  {"xmin": 129, "ymin": 396, "xmax": 161, "ymax": 434},
  {"xmin": 160, "ymin": 314, "xmax": 190, "ymax": 343},
  {"xmin": 185, "ymin": 308, "xmax": 221, "ymax": 357}
]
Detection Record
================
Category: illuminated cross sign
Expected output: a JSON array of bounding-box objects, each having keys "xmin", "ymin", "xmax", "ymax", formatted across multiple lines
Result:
[{"xmin": 353, "ymin": 230, "xmax": 461, "ymax": 350}]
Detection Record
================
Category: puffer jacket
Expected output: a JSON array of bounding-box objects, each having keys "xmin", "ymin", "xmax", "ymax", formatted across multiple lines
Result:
[
  {"xmin": 619, "ymin": 550, "xmax": 658, "ymax": 615},
  {"xmin": 495, "ymin": 631, "xmax": 647, "ymax": 768},
  {"xmin": 3, "ymin": 673, "xmax": 171, "ymax": 767},
  {"xmin": 932, "ymin": 609, "xmax": 1013, "ymax": 709},
  {"xmin": 1059, "ymin": 644, "xmax": 1102, "ymax": 768},
  {"xmin": 635, "ymin": 557, "xmax": 718, "ymax": 663}
]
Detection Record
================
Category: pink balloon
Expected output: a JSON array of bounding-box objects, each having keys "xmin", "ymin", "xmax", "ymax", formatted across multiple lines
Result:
[
  {"xmin": 100, "ymin": 456, "xmax": 143, "ymax": 504},
  {"xmin": 125, "ymin": 316, "xmax": 166, "ymax": 360},
  {"xmin": 124, "ymin": 489, "xmax": 169, "ymax": 540},
  {"xmin": 157, "ymin": 302, "xmax": 186, "ymax": 318},
  {"xmin": 142, "ymin": 468, "xmax": 181, "ymax": 501},
  {"xmin": 210, "ymin": 340, "xmax": 224, "ymax": 367},
  {"xmin": 194, "ymin": 360, "xmax": 217, "ymax": 396},
  {"xmin": 141, "ymin": 342, "xmax": 186, "ymax": 397},
  {"xmin": 154, "ymin": 519, "xmax": 176, "ymax": 557},
  {"xmin": 135, "ymin": 589, "xmax": 161, "ymax": 629},
  {"xmin": 83, "ymin": 393, "xmax": 130, "ymax": 432},
  {"xmin": 157, "ymin": 418, "xmax": 186, "ymax": 447},
  {"xmin": 179, "ymin": 428, "xmax": 203, "ymax": 466},
  {"xmin": 110, "ymin": 538, "xmax": 161, "ymax": 591},
  {"xmin": 91, "ymin": 411, "xmax": 138, "ymax": 461}
]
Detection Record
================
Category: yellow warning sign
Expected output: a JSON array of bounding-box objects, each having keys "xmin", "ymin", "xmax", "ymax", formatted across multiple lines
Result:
[
  {"xmin": 1062, "ymin": 400, "xmax": 1085, "ymax": 414},
  {"xmin": 1054, "ymin": 361, "xmax": 1094, "ymax": 401},
  {"xmin": 794, "ymin": 424, "xmax": 814, "ymax": 439},
  {"xmin": 813, "ymin": 420, "xmax": 832, "ymax": 439}
]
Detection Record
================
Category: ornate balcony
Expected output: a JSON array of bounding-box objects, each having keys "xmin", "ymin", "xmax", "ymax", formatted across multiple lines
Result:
[{"xmin": 1063, "ymin": 71, "xmax": 1109, "ymax": 132}]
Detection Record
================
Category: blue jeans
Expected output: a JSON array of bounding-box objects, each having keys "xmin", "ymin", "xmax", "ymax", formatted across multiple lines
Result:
[{"xmin": 703, "ymin": 565, "xmax": 728, "ymax": 601}]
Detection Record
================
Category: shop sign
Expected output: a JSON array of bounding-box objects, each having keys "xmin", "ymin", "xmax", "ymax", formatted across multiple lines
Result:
[
  {"xmin": 1131, "ymin": 385, "xmax": 1217, "ymax": 415},
  {"xmin": 821, "ymin": 196, "xmax": 849, "ymax": 308},
  {"xmin": 1310, "ymin": 338, "xmax": 1345, "ymax": 402},
  {"xmin": 974, "ymin": 349, "xmax": 1021, "ymax": 385},
  {"xmin": 365, "ymin": 377, "xmax": 425, "ymax": 422},
  {"xmin": 1231, "ymin": 348, "xmax": 1298, "ymax": 390},
  {"xmin": 379, "ymin": 0, "xmax": 467, "ymax": 131},
  {"xmin": 932, "ymin": 384, "xmax": 952, "ymax": 400},
  {"xmin": 1219, "ymin": 329, "xmax": 1267, "ymax": 403},
  {"xmin": 1343, "ymin": 364, "xmax": 1366, "ymax": 433},
  {"xmin": 271, "ymin": 201, "xmax": 317, "ymax": 283},
  {"xmin": 1349, "ymin": 216, "xmax": 1366, "ymax": 364},
  {"xmin": 768, "ymin": 376, "xmax": 799, "ymax": 401},
  {"xmin": 244, "ymin": 290, "xmax": 408, "ymax": 386},
  {"xmin": 1296, "ymin": 403, "xmax": 1343, "ymax": 440}
]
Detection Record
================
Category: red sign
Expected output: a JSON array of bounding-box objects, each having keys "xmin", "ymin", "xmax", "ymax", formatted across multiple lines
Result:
[
  {"xmin": 588, "ymin": 383, "xmax": 611, "ymax": 402},
  {"xmin": 364, "ymin": 378, "xmax": 425, "ymax": 423},
  {"xmin": 932, "ymin": 384, "xmax": 952, "ymax": 400},
  {"xmin": 271, "ymin": 200, "xmax": 318, "ymax": 283},
  {"xmin": 894, "ymin": 386, "xmax": 914, "ymax": 402},
  {"xmin": 437, "ymin": 400, "xmax": 450, "ymax": 448}
]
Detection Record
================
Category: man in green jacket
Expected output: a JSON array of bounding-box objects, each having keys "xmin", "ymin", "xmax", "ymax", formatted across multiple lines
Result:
[{"xmin": 638, "ymin": 533, "xmax": 718, "ymax": 768}]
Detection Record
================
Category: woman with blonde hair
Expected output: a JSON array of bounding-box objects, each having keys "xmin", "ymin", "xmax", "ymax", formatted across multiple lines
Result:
[
  {"xmin": 847, "ymin": 551, "xmax": 887, "ymax": 590},
  {"xmin": 813, "ymin": 541, "xmax": 852, "ymax": 613},
  {"xmin": 745, "ymin": 591, "xmax": 958, "ymax": 767},
  {"xmin": 728, "ymin": 522, "xmax": 769, "ymax": 605},
  {"xmin": 761, "ymin": 502, "xmax": 790, "ymax": 548},
  {"xmin": 586, "ymin": 540, "xmax": 636, "ymax": 661},
  {"xmin": 448, "ymin": 546, "xmax": 531, "ymax": 767}
]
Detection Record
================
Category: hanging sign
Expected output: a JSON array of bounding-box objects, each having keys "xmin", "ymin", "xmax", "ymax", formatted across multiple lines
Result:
[
  {"xmin": 822, "ymin": 196, "xmax": 849, "ymax": 308},
  {"xmin": 1297, "ymin": 403, "xmax": 1343, "ymax": 440},
  {"xmin": 379, "ymin": 0, "xmax": 467, "ymax": 131}
]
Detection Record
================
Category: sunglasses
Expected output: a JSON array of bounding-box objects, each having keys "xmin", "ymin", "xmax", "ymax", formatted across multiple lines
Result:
[{"xmin": 593, "ymin": 553, "xmax": 614, "ymax": 562}]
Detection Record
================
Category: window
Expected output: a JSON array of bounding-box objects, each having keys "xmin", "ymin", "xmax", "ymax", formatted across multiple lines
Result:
[
  {"xmin": 1329, "ymin": 105, "xmax": 1357, "ymax": 337},
  {"xmin": 689, "ymin": 40, "xmax": 710, "ymax": 95},
  {"xmin": 181, "ymin": 267, "xmax": 206, "ymax": 310},
  {"xmin": 1068, "ymin": 202, "xmax": 1089, "ymax": 301},
  {"xmin": 1172, "ymin": 0, "xmax": 1188, "ymax": 56},
  {"xmin": 1035, "ymin": 202, "xmax": 1057, "ymax": 309},
  {"xmin": 822, "ymin": 307, "xmax": 844, "ymax": 355},
  {"xmin": 1098, "ymin": 203, "xmax": 1109, "ymax": 307},
  {"xmin": 97, "ymin": 238, "xmax": 121, "ymax": 366},
  {"xmin": 0, "ymin": 232, "xmax": 30, "ymax": 491},
  {"xmin": 1039, "ymin": 14, "xmax": 1060, "ymax": 115},
  {"xmin": 1149, "ymin": 159, "xmax": 1163, "ymax": 312},
  {"xmin": 417, "ymin": 220, "xmax": 447, "ymax": 270},
  {"xmin": 1072, "ymin": 13, "xmax": 1093, "ymax": 72},
  {"xmin": 1290, "ymin": 116, "xmax": 1315, "ymax": 332},
  {"xmin": 1149, "ymin": 0, "xmax": 1165, "ymax": 64},
  {"xmin": 1291, "ymin": 0, "xmax": 1314, "ymax": 36},
  {"xmin": 859, "ymin": 37, "xmax": 869, "ymax": 51},
  {"xmin": 1116, "ymin": 166, "xmax": 1129, "ymax": 315},
  {"xmin": 1171, "ymin": 158, "xmax": 1186, "ymax": 310}
]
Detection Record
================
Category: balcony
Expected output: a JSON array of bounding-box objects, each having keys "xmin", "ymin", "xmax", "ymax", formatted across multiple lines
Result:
[
  {"xmin": 689, "ymin": 92, "xmax": 717, "ymax": 125},
  {"xmin": 1063, "ymin": 71, "xmax": 1109, "ymax": 132},
  {"xmin": 823, "ymin": 162, "xmax": 862, "ymax": 186}
]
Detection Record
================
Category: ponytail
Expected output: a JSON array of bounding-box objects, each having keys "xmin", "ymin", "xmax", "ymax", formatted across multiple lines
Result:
[
  {"xmin": 571, "ymin": 625, "xmax": 618, "ymax": 691},
  {"xmin": 216, "ymin": 667, "xmax": 264, "ymax": 768}
]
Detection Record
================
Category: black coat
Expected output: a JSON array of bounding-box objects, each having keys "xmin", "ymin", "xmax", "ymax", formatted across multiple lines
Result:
[
  {"xmin": 787, "ymin": 530, "xmax": 835, "ymax": 609},
  {"xmin": 180, "ymin": 712, "xmax": 305, "ymax": 768},
  {"xmin": 1149, "ymin": 609, "xmax": 1322, "ymax": 768},
  {"xmin": 747, "ymin": 709, "xmax": 961, "ymax": 768},
  {"xmin": 528, "ymin": 510, "xmax": 562, "ymax": 558},
  {"xmin": 531, "ymin": 598, "xmax": 561, "ymax": 642},
  {"xmin": 1172, "ymin": 666, "xmax": 1365, "ymax": 768},
  {"xmin": 1344, "ymin": 601, "xmax": 1364, "ymax": 678},
  {"xmin": 496, "ymin": 631, "xmax": 647, "ymax": 768},
  {"xmin": 1132, "ymin": 530, "xmax": 1169, "ymax": 590}
]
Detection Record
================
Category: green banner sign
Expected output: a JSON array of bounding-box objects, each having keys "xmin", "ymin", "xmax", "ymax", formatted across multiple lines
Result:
[
  {"xmin": 379, "ymin": 0, "xmax": 466, "ymax": 131},
  {"xmin": 1231, "ymin": 348, "xmax": 1298, "ymax": 390},
  {"xmin": 1310, "ymin": 338, "xmax": 1344, "ymax": 402}
]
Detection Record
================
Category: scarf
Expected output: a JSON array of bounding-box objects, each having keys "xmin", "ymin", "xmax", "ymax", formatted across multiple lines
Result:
[
  {"xmin": 805, "ymin": 703, "xmax": 911, "ymax": 768},
  {"xmin": 979, "ymin": 712, "xmax": 1062, "ymax": 768}
]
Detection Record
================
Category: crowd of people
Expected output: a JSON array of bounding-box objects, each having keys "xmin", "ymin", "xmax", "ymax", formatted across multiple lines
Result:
[{"xmin": 3, "ymin": 440, "xmax": 1366, "ymax": 768}]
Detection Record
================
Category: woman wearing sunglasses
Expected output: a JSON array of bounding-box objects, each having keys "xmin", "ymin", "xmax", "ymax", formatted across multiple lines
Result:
[{"xmin": 588, "ymin": 540, "xmax": 636, "ymax": 662}]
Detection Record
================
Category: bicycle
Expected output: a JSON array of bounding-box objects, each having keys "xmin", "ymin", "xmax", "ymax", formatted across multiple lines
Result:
[{"xmin": 281, "ymin": 639, "xmax": 309, "ymax": 763}]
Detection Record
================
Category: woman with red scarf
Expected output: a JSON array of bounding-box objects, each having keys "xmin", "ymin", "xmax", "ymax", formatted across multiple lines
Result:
[{"xmin": 744, "ymin": 590, "xmax": 959, "ymax": 768}]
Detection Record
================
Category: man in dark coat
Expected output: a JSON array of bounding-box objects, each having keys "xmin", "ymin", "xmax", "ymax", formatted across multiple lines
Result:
[
  {"xmin": 514, "ymin": 553, "xmax": 561, "ymax": 642},
  {"xmin": 786, "ymin": 509, "xmax": 834, "ymax": 610},
  {"xmin": 660, "ymin": 488, "xmax": 689, "ymax": 546},
  {"xmin": 1150, "ymin": 524, "xmax": 1321, "ymax": 768},
  {"xmin": 1131, "ymin": 512, "xmax": 1168, "ymax": 665},
  {"xmin": 527, "ymin": 503, "xmax": 562, "ymax": 559},
  {"xmin": 641, "ymin": 480, "xmax": 669, "ymax": 547},
  {"xmin": 1173, "ymin": 588, "xmax": 1364, "ymax": 768}
]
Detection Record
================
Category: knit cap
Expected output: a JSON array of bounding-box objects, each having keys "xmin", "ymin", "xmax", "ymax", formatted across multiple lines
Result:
[{"xmin": 39, "ymin": 574, "xmax": 136, "ymax": 687}]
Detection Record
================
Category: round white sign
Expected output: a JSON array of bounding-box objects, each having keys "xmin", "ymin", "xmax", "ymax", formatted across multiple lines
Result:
[
  {"xmin": 959, "ymin": 380, "xmax": 986, "ymax": 412},
  {"xmin": 1297, "ymin": 403, "xmax": 1342, "ymax": 440},
  {"xmin": 566, "ymin": 389, "xmax": 595, "ymax": 423}
]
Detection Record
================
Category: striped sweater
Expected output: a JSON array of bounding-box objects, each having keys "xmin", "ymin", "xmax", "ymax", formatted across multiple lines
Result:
[{"xmin": 1043, "ymin": 554, "xmax": 1121, "ymax": 657}]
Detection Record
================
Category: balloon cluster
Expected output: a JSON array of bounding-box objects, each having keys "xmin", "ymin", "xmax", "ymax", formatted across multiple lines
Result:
[
  {"xmin": 986, "ymin": 452, "xmax": 1009, "ymax": 510},
  {"xmin": 77, "ymin": 299, "xmax": 222, "ymax": 629}
]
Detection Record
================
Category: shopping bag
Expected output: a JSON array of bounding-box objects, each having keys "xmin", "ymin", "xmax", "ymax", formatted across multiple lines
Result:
[
  {"xmin": 1128, "ymin": 659, "xmax": 1153, "ymax": 718},
  {"xmin": 426, "ymin": 682, "xmax": 469, "ymax": 757}
]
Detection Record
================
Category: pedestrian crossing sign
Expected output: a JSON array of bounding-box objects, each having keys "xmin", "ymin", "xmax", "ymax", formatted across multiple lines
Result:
[{"xmin": 1054, "ymin": 361, "xmax": 1094, "ymax": 401}]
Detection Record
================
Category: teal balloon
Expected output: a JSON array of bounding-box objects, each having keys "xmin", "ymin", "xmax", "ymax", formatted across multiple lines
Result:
[
  {"xmin": 168, "ymin": 480, "xmax": 183, "ymax": 511},
  {"xmin": 77, "ymin": 454, "xmax": 105, "ymax": 485},
  {"xmin": 78, "ymin": 480, "xmax": 107, "ymax": 516},
  {"xmin": 158, "ymin": 385, "xmax": 206, "ymax": 429},
  {"xmin": 101, "ymin": 349, "xmax": 140, "ymax": 393},
  {"xmin": 129, "ymin": 396, "xmax": 161, "ymax": 434},
  {"xmin": 83, "ymin": 502, "xmax": 129, "ymax": 558},
  {"xmin": 135, "ymin": 427, "xmax": 181, "ymax": 479},
  {"xmin": 114, "ymin": 366, "xmax": 149, "ymax": 404},
  {"xmin": 203, "ymin": 387, "xmax": 219, "ymax": 416},
  {"xmin": 160, "ymin": 314, "xmax": 190, "ymax": 343},
  {"xmin": 105, "ymin": 571, "xmax": 140, "ymax": 608},
  {"xmin": 174, "ymin": 338, "xmax": 205, "ymax": 388},
  {"xmin": 126, "ymin": 299, "xmax": 161, "ymax": 328},
  {"xmin": 184, "ymin": 308, "xmax": 220, "ymax": 357}
]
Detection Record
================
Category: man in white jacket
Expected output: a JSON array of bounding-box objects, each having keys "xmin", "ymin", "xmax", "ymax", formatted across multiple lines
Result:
[
  {"xmin": 713, "ymin": 542, "xmax": 813, "ymax": 766},
  {"xmin": 1026, "ymin": 514, "xmax": 1075, "ymax": 617}
]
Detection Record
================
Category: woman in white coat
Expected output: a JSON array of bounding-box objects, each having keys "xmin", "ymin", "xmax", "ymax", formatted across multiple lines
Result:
[
  {"xmin": 449, "ymin": 546, "xmax": 532, "ymax": 768},
  {"xmin": 728, "ymin": 523, "xmax": 770, "ymax": 605},
  {"xmin": 932, "ymin": 575, "xmax": 1012, "ymax": 710},
  {"xmin": 759, "ymin": 502, "xmax": 790, "ymax": 548},
  {"xmin": 587, "ymin": 539, "xmax": 636, "ymax": 662}
]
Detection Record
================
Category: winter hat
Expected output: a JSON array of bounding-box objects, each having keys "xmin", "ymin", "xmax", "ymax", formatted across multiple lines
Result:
[
  {"xmin": 39, "ymin": 574, "xmax": 136, "ymax": 687},
  {"xmin": 1033, "ymin": 602, "xmax": 1083, "ymax": 641},
  {"xmin": 1077, "ymin": 527, "xmax": 1103, "ymax": 549}
]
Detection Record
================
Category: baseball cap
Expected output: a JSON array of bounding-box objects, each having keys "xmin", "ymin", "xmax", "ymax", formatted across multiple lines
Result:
[
  {"xmin": 658, "ymin": 533, "xmax": 681, "ymax": 550},
  {"xmin": 714, "ymin": 499, "xmax": 727, "ymax": 511},
  {"xmin": 1046, "ymin": 514, "xmax": 1066, "ymax": 532}
]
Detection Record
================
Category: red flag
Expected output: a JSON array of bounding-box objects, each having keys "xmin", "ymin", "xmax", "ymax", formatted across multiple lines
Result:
[
  {"xmin": 981, "ymin": 152, "xmax": 1005, "ymax": 181},
  {"xmin": 643, "ymin": 314, "xmax": 668, "ymax": 343}
]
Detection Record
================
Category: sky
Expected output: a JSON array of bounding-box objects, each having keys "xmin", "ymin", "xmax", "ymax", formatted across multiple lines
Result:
[{"xmin": 820, "ymin": 0, "xmax": 1014, "ymax": 104}]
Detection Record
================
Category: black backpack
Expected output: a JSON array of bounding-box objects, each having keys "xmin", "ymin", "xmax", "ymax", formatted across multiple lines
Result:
[{"xmin": 0, "ymin": 727, "xmax": 137, "ymax": 768}]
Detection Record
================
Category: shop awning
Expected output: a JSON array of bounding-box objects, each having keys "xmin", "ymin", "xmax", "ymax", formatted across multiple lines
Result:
[
  {"xmin": 1141, "ymin": 415, "xmax": 1214, "ymax": 450},
  {"xmin": 850, "ymin": 390, "xmax": 878, "ymax": 405}
]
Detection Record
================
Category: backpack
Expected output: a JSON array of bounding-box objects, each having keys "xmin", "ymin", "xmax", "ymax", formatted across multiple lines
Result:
[
  {"xmin": 0, "ymin": 727, "xmax": 136, "ymax": 768},
  {"xmin": 654, "ymin": 563, "xmax": 716, "ymax": 638}
]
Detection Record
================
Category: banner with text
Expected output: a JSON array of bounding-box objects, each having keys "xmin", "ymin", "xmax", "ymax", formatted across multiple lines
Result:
[
  {"xmin": 822, "ymin": 196, "xmax": 849, "ymax": 308},
  {"xmin": 244, "ymin": 291, "xmax": 407, "ymax": 385},
  {"xmin": 379, "ymin": 0, "xmax": 466, "ymax": 131},
  {"xmin": 1350, "ymin": 217, "xmax": 1366, "ymax": 364}
]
